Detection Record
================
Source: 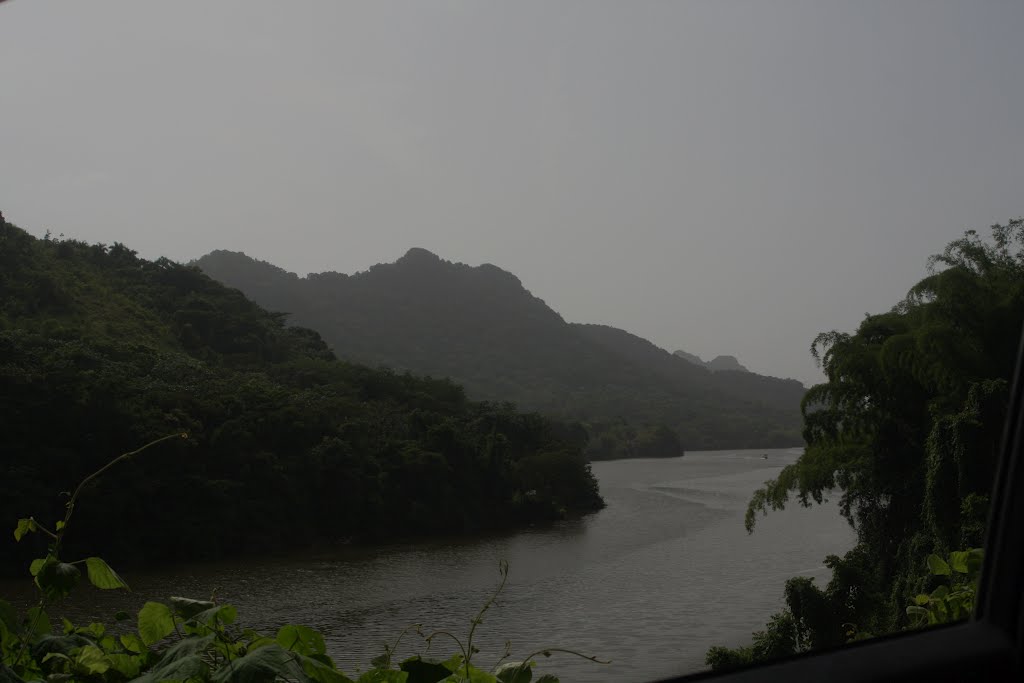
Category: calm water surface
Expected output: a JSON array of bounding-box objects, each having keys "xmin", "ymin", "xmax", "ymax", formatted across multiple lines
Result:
[{"xmin": 4, "ymin": 449, "xmax": 854, "ymax": 681}]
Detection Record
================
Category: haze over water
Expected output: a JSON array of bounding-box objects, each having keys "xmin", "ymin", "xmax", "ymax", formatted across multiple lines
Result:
[{"xmin": 7, "ymin": 450, "xmax": 854, "ymax": 682}]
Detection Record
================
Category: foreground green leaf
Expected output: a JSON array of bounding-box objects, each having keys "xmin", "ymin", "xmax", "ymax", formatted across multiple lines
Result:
[
  {"xmin": 495, "ymin": 662, "xmax": 532, "ymax": 683},
  {"xmin": 13, "ymin": 518, "xmax": 36, "ymax": 542},
  {"xmin": 131, "ymin": 653, "xmax": 208, "ymax": 683},
  {"xmin": 927, "ymin": 554, "xmax": 951, "ymax": 576},
  {"xmin": 85, "ymin": 557, "xmax": 130, "ymax": 590},
  {"xmin": 74, "ymin": 645, "xmax": 111, "ymax": 675},
  {"xmin": 277, "ymin": 624, "xmax": 326, "ymax": 656},
  {"xmin": 35, "ymin": 560, "xmax": 80, "ymax": 599},
  {"xmin": 399, "ymin": 656, "xmax": 453, "ymax": 683},
  {"xmin": 137, "ymin": 602, "xmax": 175, "ymax": 646},
  {"xmin": 210, "ymin": 644, "xmax": 305, "ymax": 683},
  {"xmin": 161, "ymin": 633, "xmax": 216, "ymax": 663},
  {"xmin": 299, "ymin": 653, "xmax": 354, "ymax": 683},
  {"xmin": 106, "ymin": 653, "xmax": 143, "ymax": 678},
  {"xmin": 30, "ymin": 634, "xmax": 92, "ymax": 661},
  {"xmin": 169, "ymin": 597, "xmax": 215, "ymax": 619},
  {"xmin": 120, "ymin": 633, "xmax": 147, "ymax": 654},
  {"xmin": 189, "ymin": 604, "xmax": 238, "ymax": 628}
]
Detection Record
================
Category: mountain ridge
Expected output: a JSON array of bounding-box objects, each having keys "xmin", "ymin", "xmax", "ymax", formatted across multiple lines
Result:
[
  {"xmin": 194, "ymin": 249, "xmax": 806, "ymax": 451},
  {"xmin": 673, "ymin": 349, "xmax": 752, "ymax": 373}
]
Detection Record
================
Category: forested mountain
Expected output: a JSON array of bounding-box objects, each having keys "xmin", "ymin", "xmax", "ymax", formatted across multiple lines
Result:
[
  {"xmin": 0, "ymin": 218, "xmax": 604, "ymax": 573},
  {"xmin": 672, "ymin": 349, "xmax": 750, "ymax": 373},
  {"xmin": 194, "ymin": 248, "xmax": 806, "ymax": 451}
]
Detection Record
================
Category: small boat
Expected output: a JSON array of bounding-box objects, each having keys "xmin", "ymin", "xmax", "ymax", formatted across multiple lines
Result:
[{"xmin": 762, "ymin": 454, "xmax": 768, "ymax": 460}]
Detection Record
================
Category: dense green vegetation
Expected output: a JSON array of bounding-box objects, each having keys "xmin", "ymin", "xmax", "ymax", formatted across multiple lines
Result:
[
  {"xmin": 707, "ymin": 220, "xmax": 1023, "ymax": 668},
  {"xmin": 1, "ymin": 442, "xmax": 599, "ymax": 683},
  {"xmin": 581, "ymin": 421, "xmax": 683, "ymax": 462},
  {"xmin": 194, "ymin": 248, "xmax": 806, "ymax": 453},
  {"xmin": 0, "ymin": 218, "xmax": 604, "ymax": 574},
  {"xmin": 704, "ymin": 547, "xmax": 984, "ymax": 671}
]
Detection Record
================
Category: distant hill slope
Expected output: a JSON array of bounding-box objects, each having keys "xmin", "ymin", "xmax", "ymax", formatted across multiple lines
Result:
[
  {"xmin": 0, "ymin": 220, "xmax": 603, "ymax": 572},
  {"xmin": 195, "ymin": 248, "xmax": 806, "ymax": 450},
  {"xmin": 673, "ymin": 349, "xmax": 751, "ymax": 373}
]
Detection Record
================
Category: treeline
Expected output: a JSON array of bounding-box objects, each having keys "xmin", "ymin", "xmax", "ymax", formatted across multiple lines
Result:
[
  {"xmin": 584, "ymin": 421, "xmax": 683, "ymax": 461},
  {"xmin": 708, "ymin": 220, "xmax": 1023, "ymax": 668},
  {"xmin": 0, "ymin": 218, "xmax": 604, "ymax": 574}
]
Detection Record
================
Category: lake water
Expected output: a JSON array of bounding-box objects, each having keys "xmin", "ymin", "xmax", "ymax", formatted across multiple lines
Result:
[{"xmin": 2, "ymin": 449, "xmax": 855, "ymax": 682}]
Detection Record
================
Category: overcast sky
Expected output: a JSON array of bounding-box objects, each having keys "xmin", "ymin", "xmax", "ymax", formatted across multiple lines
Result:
[{"xmin": 2, "ymin": 1, "xmax": 1021, "ymax": 385}]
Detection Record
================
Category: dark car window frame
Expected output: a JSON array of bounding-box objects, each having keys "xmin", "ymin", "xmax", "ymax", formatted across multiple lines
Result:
[{"xmin": 652, "ymin": 330, "xmax": 1024, "ymax": 682}]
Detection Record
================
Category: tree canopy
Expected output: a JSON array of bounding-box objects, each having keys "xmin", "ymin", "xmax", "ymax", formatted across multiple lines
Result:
[
  {"xmin": 0, "ymin": 218, "xmax": 604, "ymax": 574},
  {"xmin": 712, "ymin": 219, "xmax": 1023, "ymax": 666}
]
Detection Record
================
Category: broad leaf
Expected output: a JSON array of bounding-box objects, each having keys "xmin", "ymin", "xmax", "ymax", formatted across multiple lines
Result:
[
  {"xmin": 244, "ymin": 635, "xmax": 277, "ymax": 651},
  {"xmin": 949, "ymin": 551, "xmax": 971, "ymax": 574},
  {"xmin": 131, "ymin": 653, "xmax": 208, "ymax": 683},
  {"xmin": 189, "ymin": 604, "xmax": 238, "ymax": 628},
  {"xmin": 80, "ymin": 622, "xmax": 105, "ymax": 639},
  {"xmin": 927, "ymin": 554, "xmax": 951, "ymax": 576},
  {"xmin": 74, "ymin": 645, "xmax": 111, "ymax": 675},
  {"xmin": 299, "ymin": 653, "xmax": 354, "ymax": 683},
  {"xmin": 106, "ymin": 653, "xmax": 142, "ymax": 678},
  {"xmin": 13, "ymin": 519, "xmax": 36, "ymax": 542},
  {"xmin": 399, "ymin": 656, "xmax": 453, "ymax": 683},
  {"xmin": 160, "ymin": 634, "xmax": 215, "ymax": 663},
  {"xmin": 84, "ymin": 558, "xmax": 130, "ymax": 591},
  {"xmin": 30, "ymin": 634, "xmax": 92, "ymax": 660},
  {"xmin": 35, "ymin": 560, "xmax": 80, "ymax": 600},
  {"xmin": 169, "ymin": 597, "xmax": 215, "ymax": 620},
  {"xmin": 137, "ymin": 602, "xmax": 175, "ymax": 646},
  {"xmin": 210, "ymin": 644, "xmax": 305, "ymax": 683},
  {"xmin": 42, "ymin": 651, "xmax": 73, "ymax": 666},
  {"xmin": 440, "ymin": 655, "xmax": 463, "ymax": 672},
  {"xmin": 120, "ymin": 633, "xmax": 147, "ymax": 654},
  {"xmin": 28, "ymin": 559, "xmax": 46, "ymax": 577},
  {"xmin": 496, "ymin": 662, "xmax": 532, "ymax": 683},
  {"xmin": 277, "ymin": 625, "xmax": 326, "ymax": 656}
]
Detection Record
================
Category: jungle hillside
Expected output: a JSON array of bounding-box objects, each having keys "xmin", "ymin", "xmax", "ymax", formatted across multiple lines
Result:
[{"xmin": 0, "ymin": 216, "xmax": 605, "ymax": 574}]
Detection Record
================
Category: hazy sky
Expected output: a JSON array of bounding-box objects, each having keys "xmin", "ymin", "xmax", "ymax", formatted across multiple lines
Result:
[{"xmin": 2, "ymin": 1, "xmax": 1022, "ymax": 385}]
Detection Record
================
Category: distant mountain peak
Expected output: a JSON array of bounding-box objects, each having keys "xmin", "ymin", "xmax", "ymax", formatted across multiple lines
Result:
[
  {"xmin": 673, "ymin": 349, "xmax": 705, "ymax": 366},
  {"xmin": 194, "ymin": 248, "xmax": 803, "ymax": 449},
  {"xmin": 673, "ymin": 349, "xmax": 750, "ymax": 373},
  {"xmin": 398, "ymin": 247, "xmax": 442, "ymax": 263},
  {"xmin": 706, "ymin": 355, "xmax": 749, "ymax": 373}
]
